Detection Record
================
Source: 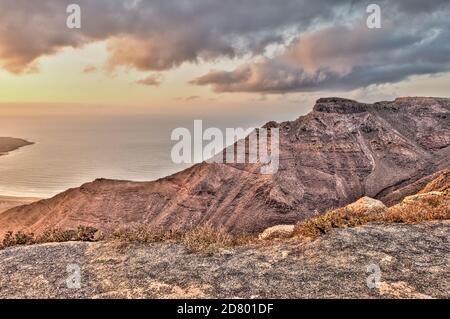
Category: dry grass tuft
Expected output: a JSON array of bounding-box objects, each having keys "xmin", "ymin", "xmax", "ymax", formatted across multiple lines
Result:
[
  {"xmin": 105, "ymin": 224, "xmax": 182, "ymax": 243},
  {"xmin": 293, "ymin": 207, "xmax": 382, "ymax": 239},
  {"xmin": 37, "ymin": 228, "xmax": 77, "ymax": 243},
  {"xmin": 0, "ymin": 226, "xmax": 100, "ymax": 250},
  {"xmin": 419, "ymin": 170, "xmax": 450, "ymax": 193},
  {"xmin": 75, "ymin": 226, "xmax": 99, "ymax": 242},
  {"xmin": 1, "ymin": 231, "xmax": 35, "ymax": 249},
  {"xmin": 0, "ymin": 222, "xmax": 254, "ymax": 254},
  {"xmin": 181, "ymin": 224, "xmax": 234, "ymax": 254},
  {"xmin": 105, "ymin": 223, "xmax": 249, "ymax": 254},
  {"xmin": 384, "ymin": 192, "xmax": 449, "ymax": 223}
]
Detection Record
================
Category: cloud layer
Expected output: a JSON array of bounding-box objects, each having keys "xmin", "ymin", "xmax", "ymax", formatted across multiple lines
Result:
[
  {"xmin": 136, "ymin": 74, "xmax": 162, "ymax": 86},
  {"xmin": 0, "ymin": 0, "xmax": 345, "ymax": 72},
  {"xmin": 192, "ymin": 2, "xmax": 450, "ymax": 93},
  {"xmin": 1, "ymin": 0, "xmax": 449, "ymax": 93}
]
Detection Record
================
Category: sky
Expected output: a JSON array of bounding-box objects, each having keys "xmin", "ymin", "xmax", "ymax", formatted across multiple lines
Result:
[{"xmin": 0, "ymin": 0, "xmax": 450, "ymax": 116}]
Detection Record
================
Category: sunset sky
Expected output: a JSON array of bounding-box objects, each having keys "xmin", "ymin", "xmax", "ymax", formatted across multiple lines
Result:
[{"xmin": 1, "ymin": 0, "xmax": 450, "ymax": 114}]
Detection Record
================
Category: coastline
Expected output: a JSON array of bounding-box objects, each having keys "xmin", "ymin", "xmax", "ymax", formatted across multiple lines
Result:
[
  {"xmin": 0, "ymin": 137, "xmax": 34, "ymax": 156},
  {"xmin": 0, "ymin": 137, "xmax": 38, "ymax": 212}
]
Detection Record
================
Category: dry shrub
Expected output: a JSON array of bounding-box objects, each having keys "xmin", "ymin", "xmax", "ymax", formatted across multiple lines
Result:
[
  {"xmin": 0, "ymin": 222, "xmax": 252, "ymax": 254},
  {"xmin": 294, "ymin": 191, "xmax": 449, "ymax": 240},
  {"xmin": 232, "ymin": 234, "xmax": 257, "ymax": 247},
  {"xmin": 419, "ymin": 170, "xmax": 450, "ymax": 193},
  {"xmin": 0, "ymin": 231, "xmax": 35, "ymax": 249},
  {"xmin": 37, "ymin": 228, "xmax": 77, "ymax": 243},
  {"xmin": 12, "ymin": 231, "xmax": 35, "ymax": 245},
  {"xmin": 103, "ymin": 223, "xmax": 251, "ymax": 254},
  {"xmin": 76, "ymin": 226, "xmax": 99, "ymax": 242},
  {"xmin": 38, "ymin": 226, "xmax": 99, "ymax": 243},
  {"xmin": 0, "ymin": 226, "xmax": 100, "ymax": 250},
  {"xmin": 106, "ymin": 224, "xmax": 182, "ymax": 243},
  {"xmin": 384, "ymin": 192, "xmax": 449, "ymax": 223},
  {"xmin": 293, "ymin": 207, "xmax": 381, "ymax": 239},
  {"xmin": 181, "ymin": 224, "xmax": 234, "ymax": 254}
]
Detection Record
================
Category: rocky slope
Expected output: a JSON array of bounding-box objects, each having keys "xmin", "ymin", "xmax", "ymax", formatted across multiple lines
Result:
[
  {"xmin": 0, "ymin": 221, "xmax": 448, "ymax": 298},
  {"xmin": 0, "ymin": 97, "xmax": 449, "ymax": 235}
]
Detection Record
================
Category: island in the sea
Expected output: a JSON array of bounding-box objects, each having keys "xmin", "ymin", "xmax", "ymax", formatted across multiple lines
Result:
[{"xmin": 0, "ymin": 137, "xmax": 33, "ymax": 156}]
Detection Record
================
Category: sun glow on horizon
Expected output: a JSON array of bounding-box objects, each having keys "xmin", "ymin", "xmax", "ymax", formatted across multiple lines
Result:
[{"xmin": 0, "ymin": 41, "xmax": 255, "ymax": 109}]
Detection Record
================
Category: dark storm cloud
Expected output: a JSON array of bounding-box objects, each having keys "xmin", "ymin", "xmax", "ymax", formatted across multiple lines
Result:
[
  {"xmin": 0, "ymin": 0, "xmax": 349, "ymax": 73},
  {"xmin": 192, "ymin": 1, "xmax": 450, "ymax": 93},
  {"xmin": 0, "ymin": 0, "xmax": 449, "ymax": 93}
]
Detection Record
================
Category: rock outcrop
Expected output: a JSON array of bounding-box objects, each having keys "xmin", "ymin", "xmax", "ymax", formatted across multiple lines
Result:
[
  {"xmin": 344, "ymin": 196, "xmax": 386, "ymax": 215},
  {"xmin": 259, "ymin": 225, "xmax": 295, "ymax": 240},
  {"xmin": 0, "ymin": 97, "xmax": 449, "ymax": 235}
]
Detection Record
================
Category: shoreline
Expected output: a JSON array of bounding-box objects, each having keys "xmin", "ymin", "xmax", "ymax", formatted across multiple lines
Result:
[
  {"xmin": 0, "ymin": 137, "xmax": 34, "ymax": 156},
  {"xmin": 0, "ymin": 137, "xmax": 37, "ymax": 212}
]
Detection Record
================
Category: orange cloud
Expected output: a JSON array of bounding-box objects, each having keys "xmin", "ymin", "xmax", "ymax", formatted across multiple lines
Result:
[
  {"xmin": 82, "ymin": 65, "xmax": 97, "ymax": 74},
  {"xmin": 136, "ymin": 74, "xmax": 162, "ymax": 86}
]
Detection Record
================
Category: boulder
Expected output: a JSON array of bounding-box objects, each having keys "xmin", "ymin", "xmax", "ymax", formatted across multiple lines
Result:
[
  {"xmin": 259, "ymin": 225, "xmax": 295, "ymax": 240},
  {"xmin": 345, "ymin": 197, "xmax": 387, "ymax": 214}
]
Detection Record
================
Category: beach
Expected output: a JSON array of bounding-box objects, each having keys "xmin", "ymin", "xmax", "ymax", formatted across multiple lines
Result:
[{"xmin": 0, "ymin": 137, "xmax": 38, "ymax": 212}]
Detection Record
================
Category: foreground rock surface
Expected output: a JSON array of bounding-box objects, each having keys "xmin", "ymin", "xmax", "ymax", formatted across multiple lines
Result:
[{"xmin": 0, "ymin": 221, "xmax": 448, "ymax": 299}]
